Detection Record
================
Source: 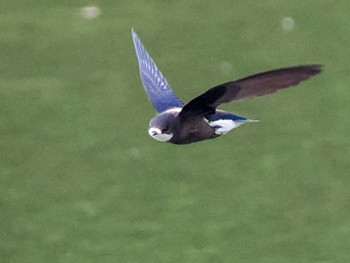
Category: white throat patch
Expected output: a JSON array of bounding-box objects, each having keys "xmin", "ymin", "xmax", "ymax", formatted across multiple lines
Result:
[{"xmin": 148, "ymin": 127, "xmax": 173, "ymax": 142}]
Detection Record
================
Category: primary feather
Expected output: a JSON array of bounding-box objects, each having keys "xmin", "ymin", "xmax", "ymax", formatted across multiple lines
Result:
[
  {"xmin": 178, "ymin": 65, "xmax": 322, "ymax": 119},
  {"xmin": 132, "ymin": 29, "xmax": 184, "ymax": 113}
]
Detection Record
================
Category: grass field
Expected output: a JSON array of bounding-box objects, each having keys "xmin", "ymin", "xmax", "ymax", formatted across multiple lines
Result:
[{"xmin": 1, "ymin": 1, "xmax": 350, "ymax": 262}]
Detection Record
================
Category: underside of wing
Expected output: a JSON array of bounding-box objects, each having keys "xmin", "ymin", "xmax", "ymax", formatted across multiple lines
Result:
[
  {"xmin": 215, "ymin": 64, "xmax": 322, "ymax": 104},
  {"xmin": 132, "ymin": 29, "xmax": 184, "ymax": 113},
  {"xmin": 178, "ymin": 64, "xmax": 322, "ymax": 119}
]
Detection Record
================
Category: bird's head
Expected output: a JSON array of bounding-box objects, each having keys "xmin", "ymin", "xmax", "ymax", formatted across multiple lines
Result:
[{"xmin": 148, "ymin": 112, "xmax": 177, "ymax": 142}]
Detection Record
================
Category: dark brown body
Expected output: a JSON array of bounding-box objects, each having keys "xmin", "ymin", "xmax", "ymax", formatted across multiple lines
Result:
[{"xmin": 170, "ymin": 116, "xmax": 218, "ymax": 144}]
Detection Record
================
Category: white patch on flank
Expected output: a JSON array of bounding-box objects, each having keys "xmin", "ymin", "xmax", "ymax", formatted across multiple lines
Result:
[
  {"xmin": 205, "ymin": 119, "xmax": 248, "ymax": 135},
  {"xmin": 148, "ymin": 127, "xmax": 173, "ymax": 142}
]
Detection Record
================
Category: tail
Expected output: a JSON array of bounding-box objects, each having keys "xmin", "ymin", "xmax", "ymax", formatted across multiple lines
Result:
[{"xmin": 238, "ymin": 119, "xmax": 260, "ymax": 123}]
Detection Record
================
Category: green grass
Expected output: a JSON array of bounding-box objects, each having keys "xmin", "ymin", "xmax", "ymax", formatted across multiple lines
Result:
[{"xmin": 1, "ymin": 1, "xmax": 350, "ymax": 262}]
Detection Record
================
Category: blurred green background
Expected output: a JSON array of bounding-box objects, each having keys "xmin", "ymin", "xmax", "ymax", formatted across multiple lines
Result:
[{"xmin": 1, "ymin": 1, "xmax": 349, "ymax": 262}]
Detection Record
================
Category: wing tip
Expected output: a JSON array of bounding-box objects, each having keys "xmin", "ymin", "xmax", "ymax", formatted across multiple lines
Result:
[
  {"xmin": 302, "ymin": 64, "xmax": 323, "ymax": 75},
  {"xmin": 282, "ymin": 64, "xmax": 323, "ymax": 76},
  {"xmin": 131, "ymin": 28, "xmax": 138, "ymax": 40}
]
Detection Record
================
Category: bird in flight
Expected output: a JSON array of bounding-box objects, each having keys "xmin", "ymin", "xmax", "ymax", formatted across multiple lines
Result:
[{"xmin": 131, "ymin": 29, "xmax": 322, "ymax": 145}]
